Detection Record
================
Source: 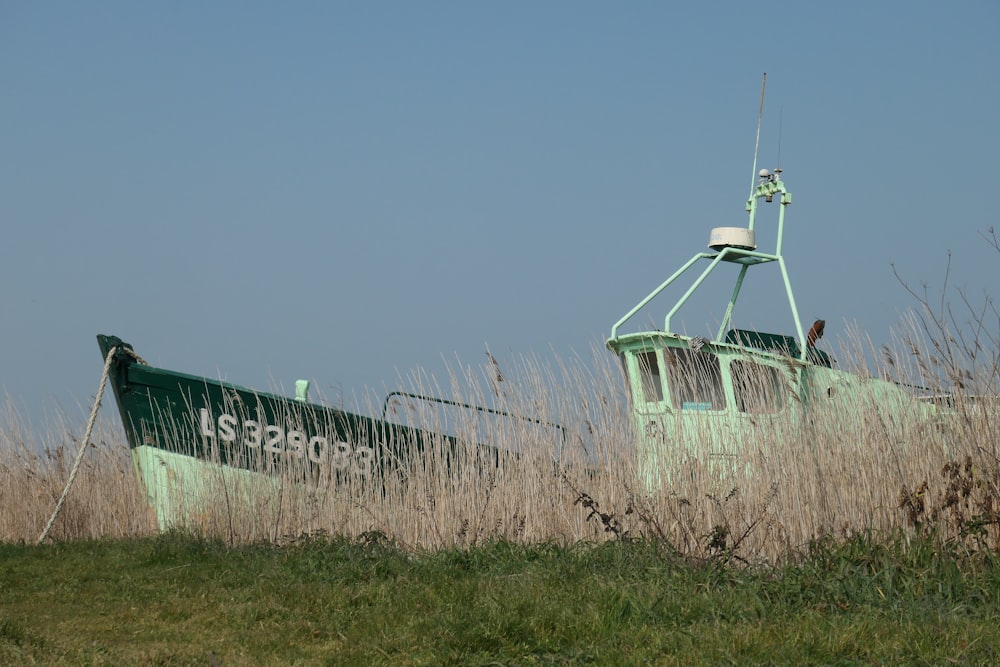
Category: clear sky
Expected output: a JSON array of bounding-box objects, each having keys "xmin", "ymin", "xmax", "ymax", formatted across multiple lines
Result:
[{"xmin": 2, "ymin": 2, "xmax": 997, "ymax": 426}]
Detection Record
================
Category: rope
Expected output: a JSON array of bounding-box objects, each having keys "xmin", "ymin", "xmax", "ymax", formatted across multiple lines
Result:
[
  {"xmin": 37, "ymin": 346, "xmax": 119, "ymax": 544},
  {"xmin": 123, "ymin": 348, "xmax": 148, "ymax": 365}
]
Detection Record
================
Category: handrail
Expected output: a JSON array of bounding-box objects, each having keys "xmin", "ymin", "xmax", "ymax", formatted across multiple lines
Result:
[
  {"xmin": 662, "ymin": 247, "xmax": 775, "ymax": 334},
  {"xmin": 608, "ymin": 174, "xmax": 806, "ymax": 356},
  {"xmin": 609, "ymin": 247, "xmax": 779, "ymax": 341},
  {"xmin": 381, "ymin": 391, "xmax": 568, "ymax": 444},
  {"xmin": 609, "ymin": 253, "xmax": 713, "ymax": 339}
]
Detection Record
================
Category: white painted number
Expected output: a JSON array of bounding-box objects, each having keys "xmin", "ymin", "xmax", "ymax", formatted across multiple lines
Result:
[{"xmin": 199, "ymin": 409, "xmax": 375, "ymax": 475}]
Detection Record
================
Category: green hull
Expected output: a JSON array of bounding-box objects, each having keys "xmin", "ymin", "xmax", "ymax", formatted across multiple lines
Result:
[{"xmin": 98, "ymin": 335, "xmax": 463, "ymax": 529}]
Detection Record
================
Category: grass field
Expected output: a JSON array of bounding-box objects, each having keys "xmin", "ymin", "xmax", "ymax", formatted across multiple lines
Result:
[
  {"xmin": 3, "ymin": 533, "xmax": 1000, "ymax": 665},
  {"xmin": 2, "ymin": 268, "xmax": 998, "ymax": 664}
]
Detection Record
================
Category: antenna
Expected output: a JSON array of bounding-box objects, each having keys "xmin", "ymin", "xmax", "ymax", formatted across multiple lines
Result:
[
  {"xmin": 776, "ymin": 105, "xmax": 783, "ymax": 170},
  {"xmin": 749, "ymin": 73, "xmax": 766, "ymax": 197}
]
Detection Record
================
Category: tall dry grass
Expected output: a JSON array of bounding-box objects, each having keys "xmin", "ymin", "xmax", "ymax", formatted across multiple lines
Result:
[
  {"xmin": 3, "ymin": 241, "xmax": 998, "ymax": 560},
  {"xmin": 2, "ymin": 336, "xmax": 995, "ymax": 562},
  {"xmin": 0, "ymin": 399, "xmax": 151, "ymax": 543}
]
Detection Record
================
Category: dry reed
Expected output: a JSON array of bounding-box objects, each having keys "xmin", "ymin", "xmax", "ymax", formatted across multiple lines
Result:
[
  {"xmin": 3, "ymin": 297, "xmax": 998, "ymax": 564},
  {"xmin": 0, "ymin": 399, "xmax": 151, "ymax": 543}
]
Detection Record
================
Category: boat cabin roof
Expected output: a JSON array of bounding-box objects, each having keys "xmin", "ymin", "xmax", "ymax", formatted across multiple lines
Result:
[
  {"xmin": 609, "ymin": 328, "xmax": 833, "ymax": 368},
  {"xmin": 725, "ymin": 329, "xmax": 832, "ymax": 367}
]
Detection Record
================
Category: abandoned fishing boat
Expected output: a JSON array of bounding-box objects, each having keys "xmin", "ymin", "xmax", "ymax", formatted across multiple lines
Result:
[
  {"xmin": 96, "ymin": 334, "xmax": 535, "ymax": 528},
  {"xmin": 606, "ymin": 159, "xmax": 937, "ymax": 489}
]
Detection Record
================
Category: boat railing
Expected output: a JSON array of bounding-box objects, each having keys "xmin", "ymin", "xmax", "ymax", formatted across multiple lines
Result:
[
  {"xmin": 381, "ymin": 391, "xmax": 568, "ymax": 446},
  {"xmin": 609, "ymin": 168, "xmax": 813, "ymax": 361},
  {"xmin": 609, "ymin": 246, "xmax": 785, "ymax": 341}
]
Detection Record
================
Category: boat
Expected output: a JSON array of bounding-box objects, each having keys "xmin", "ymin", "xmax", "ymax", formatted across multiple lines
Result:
[
  {"xmin": 96, "ymin": 335, "xmax": 551, "ymax": 529},
  {"xmin": 606, "ymin": 83, "xmax": 939, "ymax": 489}
]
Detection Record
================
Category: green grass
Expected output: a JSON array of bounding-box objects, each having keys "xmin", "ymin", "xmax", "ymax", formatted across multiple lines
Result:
[{"xmin": 2, "ymin": 533, "xmax": 999, "ymax": 666}]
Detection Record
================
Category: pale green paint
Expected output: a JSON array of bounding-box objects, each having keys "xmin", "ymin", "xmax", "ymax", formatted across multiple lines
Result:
[
  {"xmin": 295, "ymin": 379, "xmax": 310, "ymax": 402},
  {"xmin": 611, "ymin": 172, "xmax": 803, "ymax": 354},
  {"xmin": 131, "ymin": 444, "xmax": 281, "ymax": 531},
  {"xmin": 606, "ymin": 171, "xmax": 941, "ymax": 490}
]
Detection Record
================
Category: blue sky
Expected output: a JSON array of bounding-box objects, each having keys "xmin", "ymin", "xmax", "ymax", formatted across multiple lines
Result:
[{"xmin": 2, "ymin": 2, "xmax": 997, "ymax": 426}]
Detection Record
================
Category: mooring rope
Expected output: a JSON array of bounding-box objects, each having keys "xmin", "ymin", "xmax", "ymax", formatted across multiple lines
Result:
[
  {"xmin": 123, "ymin": 347, "xmax": 148, "ymax": 366},
  {"xmin": 37, "ymin": 346, "xmax": 118, "ymax": 544}
]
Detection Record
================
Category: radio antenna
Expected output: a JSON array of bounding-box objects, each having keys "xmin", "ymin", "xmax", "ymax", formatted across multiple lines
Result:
[
  {"xmin": 777, "ymin": 105, "xmax": 783, "ymax": 169},
  {"xmin": 749, "ymin": 72, "xmax": 766, "ymax": 197}
]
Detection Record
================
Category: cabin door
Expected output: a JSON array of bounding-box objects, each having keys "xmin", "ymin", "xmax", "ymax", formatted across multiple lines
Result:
[
  {"xmin": 626, "ymin": 347, "xmax": 733, "ymax": 487},
  {"xmin": 625, "ymin": 349, "xmax": 672, "ymax": 490},
  {"xmin": 659, "ymin": 347, "xmax": 735, "ymax": 464}
]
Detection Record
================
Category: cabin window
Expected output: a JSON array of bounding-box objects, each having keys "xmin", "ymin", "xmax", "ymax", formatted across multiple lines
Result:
[
  {"xmin": 731, "ymin": 360, "xmax": 787, "ymax": 414},
  {"xmin": 636, "ymin": 351, "xmax": 663, "ymax": 403},
  {"xmin": 663, "ymin": 348, "xmax": 725, "ymax": 411}
]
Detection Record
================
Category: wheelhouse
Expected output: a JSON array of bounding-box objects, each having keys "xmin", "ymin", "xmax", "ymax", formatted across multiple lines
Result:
[
  {"xmin": 606, "ymin": 160, "xmax": 827, "ymax": 484},
  {"xmin": 619, "ymin": 336, "xmax": 795, "ymax": 416},
  {"xmin": 605, "ymin": 77, "xmax": 946, "ymax": 488}
]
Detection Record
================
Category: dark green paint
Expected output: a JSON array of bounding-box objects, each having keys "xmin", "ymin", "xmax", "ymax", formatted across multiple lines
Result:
[{"xmin": 97, "ymin": 334, "xmax": 468, "ymax": 480}]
